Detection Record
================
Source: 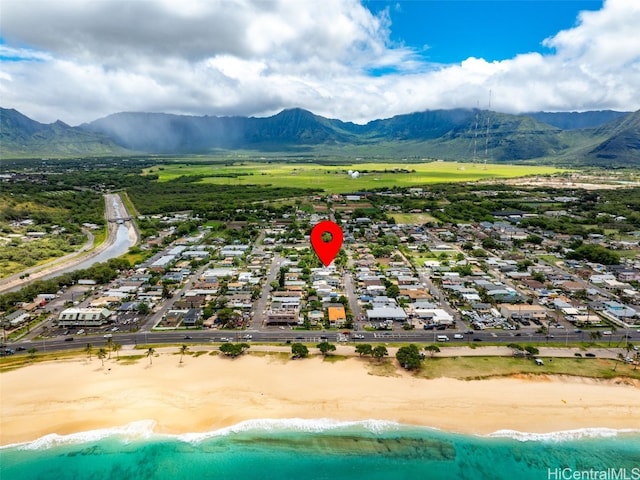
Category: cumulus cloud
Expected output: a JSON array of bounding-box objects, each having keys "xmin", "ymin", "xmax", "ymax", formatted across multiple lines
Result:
[{"xmin": 0, "ymin": 0, "xmax": 638, "ymax": 125}]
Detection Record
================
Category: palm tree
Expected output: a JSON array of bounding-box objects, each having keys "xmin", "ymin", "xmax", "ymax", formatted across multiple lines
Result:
[
  {"xmin": 97, "ymin": 348, "xmax": 107, "ymax": 367},
  {"xmin": 85, "ymin": 343, "xmax": 93, "ymax": 360},
  {"xmin": 179, "ymin": 344, "xmax": 189, "ymax": 363},
  {"xmin": 634, "ymin": 352, "xmax": 639, "ymax": 370},
  {"xmin": 589, "ymin": 331, "xmax": 602, "ymax": 343},
  {"xmin": 146, "ymin": 347, "xmax": 156, "ymax": 365},
  {"xmin": 612, "ymin": 353, "xmax": 625, "ymax": 371},
  {"xmin": 106, "ymin": 337, "xmax": 113, "ymax": 359},
  {"xmin": 27, "ymin": 347, "xmax": 38, "ymax": 361},
  {"xmin": 112, "ymin": 343, "xmax": 122, "ymax": 359}
]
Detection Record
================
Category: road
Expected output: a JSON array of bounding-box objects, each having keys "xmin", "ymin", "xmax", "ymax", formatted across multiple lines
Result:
[
  {"xmin": 252, "ymin": 252, "xmax": 283, "ymax": 328},
  {"xmin": 9, "ymin": 328, "xmax": 636, "ymax": 360},
  {"xmin": 0, "ymin": 193, "xmax": 138, "ymax": 294}
]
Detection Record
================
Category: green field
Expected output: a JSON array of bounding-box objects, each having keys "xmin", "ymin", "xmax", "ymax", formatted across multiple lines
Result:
[
  {"xmin": 391, "ymin": 213, "xmax": 439, "ymax": 224},
  {"xmin": 145, "ymin": 161, "xmax": 562, "ymax": 194}
]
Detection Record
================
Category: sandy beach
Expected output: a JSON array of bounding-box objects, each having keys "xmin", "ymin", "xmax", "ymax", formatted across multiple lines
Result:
[{"xmin": 1, "ymin": 350, "xmax": 639, "ymax": 446}]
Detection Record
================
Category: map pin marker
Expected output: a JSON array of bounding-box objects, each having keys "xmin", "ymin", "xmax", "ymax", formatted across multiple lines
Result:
[{"xmin": 310, "ymin": 220, "xmax": 343, "ymax": 267}]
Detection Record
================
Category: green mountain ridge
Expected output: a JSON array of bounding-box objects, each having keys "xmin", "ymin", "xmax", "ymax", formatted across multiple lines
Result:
[
  {"xmin": 0, "ymin": 108, "xmax": 129, "ymax": 158},
  {"xmin": 1, "ymin": 107, "xmax": 638, "ymax": 165}
]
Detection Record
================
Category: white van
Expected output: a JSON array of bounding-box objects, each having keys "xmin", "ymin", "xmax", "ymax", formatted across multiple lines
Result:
[
  {"xmin": 436, "ymin": 335, "xmax": 450, "ymax": 342},
  {"xmin": 535, "ymin": 358, "xmax": 544, "ymax": 366}
]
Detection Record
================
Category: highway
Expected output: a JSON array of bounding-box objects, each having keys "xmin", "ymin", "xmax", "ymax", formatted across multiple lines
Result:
[
  {"xmin": 0, "ymin": 193, "xmax": 138, "ymax": 293},
  {"xmin": 9, "ymin": 327, "xmax": 637, "ymax": 357}
]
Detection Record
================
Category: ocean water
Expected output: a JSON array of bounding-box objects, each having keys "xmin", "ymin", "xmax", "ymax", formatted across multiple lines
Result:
[{"xmin": 1, "ymin": 420, "xmax": 639, "ymax": 480}]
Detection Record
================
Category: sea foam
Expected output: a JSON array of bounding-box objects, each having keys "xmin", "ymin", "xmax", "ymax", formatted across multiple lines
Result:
[
  {"xmin": 487, "ymin": 427, "xmax": 640, "ymax": 442},
  {"xmin": 4, "ymin": 418, "xmax": 402, "ymax": 450},
  {"xmin": 176, "ymin": 418, "xmax": 402, "ymax": 443},
  {"xmin": 6, "ymin": 419, "xmax": 638, "ymax": 451},
  {"xmin": 3, "ymin": 420, "xmax": 157, "ymax": 451}
]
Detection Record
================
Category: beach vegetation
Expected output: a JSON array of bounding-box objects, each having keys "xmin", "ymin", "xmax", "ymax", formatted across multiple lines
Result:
[
  {"xmin": 97, "ymin": 348, "xmax": 107, "ymax": 367},
  {"xmin": 146, "ymin": 347, "xmax": 156, "ymax": 365},
  {"xmin": 396, "ymin": 344, "xmax": 423, "ymax": 370},
  {"xmin": 317, "ymin": 341, "xmax": 336, "ymax": 356},
  {"xmin": 85, "ymin": 343, "xmax": 93, "ymax": 360},
  {"xmin": 372, "ymin": 345, "xmax": 388, "ymax": 361},
  {"xmin": 524, "ymin": 346, "xmax": 539, "ymax": 356},
  {"xmin": 291, "ymin": 343, "xmax": 309, "ymax": 359},
  {"xmin": 355, "ymin": 344, "xmax": 373, "ymax": 357},
  {"xmin": 179, "ymin": 344, "xmax": 189, "ymax": 363},
  {"xmin": 424, "ymin": 345, "xmax": 441, "ymax": 358},
  {"xmin": 219, "ymin": 342, "xmax": 250, "ymax": 358}
]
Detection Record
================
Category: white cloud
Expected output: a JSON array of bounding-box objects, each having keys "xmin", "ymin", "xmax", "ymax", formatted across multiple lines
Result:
[{"xmin": 0, "ymin": 0, "xmax": 638, "ymax": 125}]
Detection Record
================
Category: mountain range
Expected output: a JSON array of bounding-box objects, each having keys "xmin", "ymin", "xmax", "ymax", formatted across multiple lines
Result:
[{"xmin": 1, "ymin": 106, "xmax": 638, "ymax": 165}]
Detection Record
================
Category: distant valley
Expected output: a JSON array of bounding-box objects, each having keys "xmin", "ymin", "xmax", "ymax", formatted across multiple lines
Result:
[{"xmin": 1, "ymin": 107, "xmax": 638, "ymax": 166}]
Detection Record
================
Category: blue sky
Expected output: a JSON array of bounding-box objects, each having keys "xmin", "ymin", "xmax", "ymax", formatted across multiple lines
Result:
[
  {"xmin": 367, "ymin": 1, "xmax": 603, "ymax": 63},
  {"xmin": 0, "ymin": 0, "xmax": 637, "ymax": 125}
]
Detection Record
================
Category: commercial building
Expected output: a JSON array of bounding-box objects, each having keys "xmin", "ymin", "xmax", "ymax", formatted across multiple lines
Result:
[{"xmin": 57, "ymin": 308, "xmax": 112, "ymax": 327}]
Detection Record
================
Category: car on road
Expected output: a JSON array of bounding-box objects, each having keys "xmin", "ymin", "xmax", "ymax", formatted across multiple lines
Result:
[
  {"xmin": 243, "ymin": 335, "xmax": 253, "ymax": 340},
  {"xmin": 473, "ymin": 338, "xmax": 483, "ymax": 342},
  {"xmin": 64, "ymin": 337, "xmax": 74, "ymax": 342},
  {"xmin": 184, "ymin": 335, "xmax": 192, "ymax": 340},
  {"xmin": 352, "ymin": 334, "xmax": 365, "ymax": 339},
  {"xmin": 15, "ymin": 346, "xmax": 27, "ymax": 351},
  {"xmin": 453, "ymin": 334, "xmax": 464, "ymax": 339},
  {"xmin": 103, "ymin": 334, "xmax": 113, "ymax": 339},
  {"xmin": 602, "ymin": 331, "xmax": 612, "ymax": 335}
]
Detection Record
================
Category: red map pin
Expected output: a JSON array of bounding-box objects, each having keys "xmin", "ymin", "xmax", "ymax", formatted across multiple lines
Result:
[{"xmin": 310, "ymin": 220, "xmax": 343, "ymax": 267}]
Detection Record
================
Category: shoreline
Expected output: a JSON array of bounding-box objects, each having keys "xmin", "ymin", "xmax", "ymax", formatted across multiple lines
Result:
[
  {"xmin": 1, "ymin": 353, "xmax": 639, "ymax": 446},
  {"xmin": 4, "ymin": 418, "xmax": 640, "ymax": 451}
]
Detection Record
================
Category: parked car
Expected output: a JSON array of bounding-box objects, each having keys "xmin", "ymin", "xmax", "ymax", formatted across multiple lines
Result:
[{"xmin": 585, "ymin": 353, "xmax": 596, "ymax": 357}]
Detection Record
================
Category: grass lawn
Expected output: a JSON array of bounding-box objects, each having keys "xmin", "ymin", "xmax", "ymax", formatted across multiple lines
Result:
[
  {"xmin": 391, "ymin": 213, "xmax": 439, "ymax": 224},
  {"xmin": 416, "ymin": 356, "xmax": 640, "ymax": 380},
  {"xmin": 144, "ymin": 161, "xmax": 562, "ymax": 194}
]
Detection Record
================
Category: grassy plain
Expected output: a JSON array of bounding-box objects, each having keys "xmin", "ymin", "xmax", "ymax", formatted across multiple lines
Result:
[
  {"xmin": 390, "ymin": 213, "xmax": 439, "ymax": 224},
  {"xmin": 145, "ymin": 161, "xmax": 562, "ymax": 194}
]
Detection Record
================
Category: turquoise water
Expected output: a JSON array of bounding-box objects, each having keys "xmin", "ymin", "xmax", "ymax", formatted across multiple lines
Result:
[{"xmin": 1, "ymin": 420, "xmax": 639, "ymax": 480}]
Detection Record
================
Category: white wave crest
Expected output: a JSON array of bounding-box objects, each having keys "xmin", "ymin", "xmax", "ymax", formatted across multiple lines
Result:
[
  {"xmin": 2, "ymin": 418, "xmax": 402, "ymax": 450},
  {"xmin": 488, "ymin": 428, "xmax": 640, "ymax": 442},
  {"xmin": 176, "ymin": 418, "xmax": 402, "ymax": 443},
  {"xmin": 3, "ymin": 420, "xmax": 157, "ymax": 451}
]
